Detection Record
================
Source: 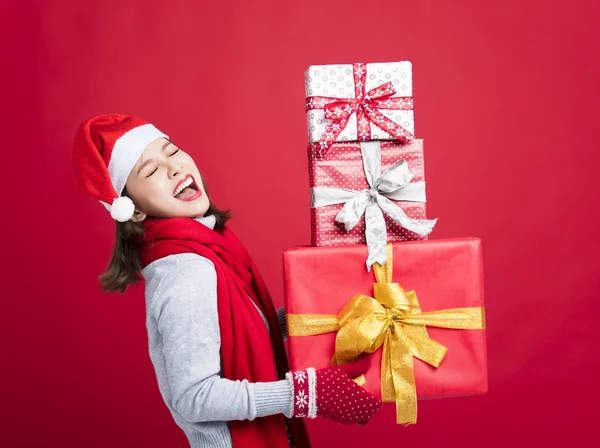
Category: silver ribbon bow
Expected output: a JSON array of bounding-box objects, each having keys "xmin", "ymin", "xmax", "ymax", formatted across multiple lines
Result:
[{"xmin": 310, "ymin": 141, "xmax": 437, "ymax": 268}]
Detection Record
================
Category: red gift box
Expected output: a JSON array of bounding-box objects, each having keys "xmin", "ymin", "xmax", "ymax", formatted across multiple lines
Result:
[
  {"xmin": 308, "ymin": 139, "xmax": 430, "ymax": 248},
  {"xmin": 283, "ymin": 239, "xmax": 488, "ymax": 423}
]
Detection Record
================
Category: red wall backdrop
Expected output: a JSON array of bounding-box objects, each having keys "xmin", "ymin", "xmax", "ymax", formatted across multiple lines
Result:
[{"xmin": 2, "ymin": 0, "xmax": 599, "ymax": 446}]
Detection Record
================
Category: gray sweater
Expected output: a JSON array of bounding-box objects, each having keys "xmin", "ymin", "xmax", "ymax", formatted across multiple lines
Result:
[{"xmin": 141, "ymin": 216, "xmax": 293, "ymax": 447}]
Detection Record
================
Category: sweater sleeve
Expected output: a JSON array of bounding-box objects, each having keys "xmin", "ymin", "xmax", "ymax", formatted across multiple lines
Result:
[{"xmin": 151, "ymin": 256, "xmax": 293, "ymax": 423}]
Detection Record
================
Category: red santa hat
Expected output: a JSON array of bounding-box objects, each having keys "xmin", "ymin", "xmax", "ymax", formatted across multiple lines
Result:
[{"xmin": 73, "ymin": 114, "xmax": 168, "ymax": 222}]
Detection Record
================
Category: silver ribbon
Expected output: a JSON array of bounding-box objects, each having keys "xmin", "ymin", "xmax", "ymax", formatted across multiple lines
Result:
[{"xmin": 310, "ymin": 141, "xmax": 437, "ymax": 268}]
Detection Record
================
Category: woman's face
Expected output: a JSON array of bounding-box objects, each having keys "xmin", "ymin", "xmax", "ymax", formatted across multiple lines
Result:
[{"xmin": 124, "ymin": 138, "xmax": 210, "ymax": 220}]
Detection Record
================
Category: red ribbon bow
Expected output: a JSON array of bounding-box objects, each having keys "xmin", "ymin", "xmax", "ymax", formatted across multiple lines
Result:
[{"xmin": 306, "ymin": 63, "xmax": 414, "ymax": 157}]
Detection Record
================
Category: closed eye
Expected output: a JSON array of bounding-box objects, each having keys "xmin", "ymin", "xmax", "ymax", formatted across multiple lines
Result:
[{"xmin": 145, "ymin": 148, "xmax": 178, "ymax": 177}]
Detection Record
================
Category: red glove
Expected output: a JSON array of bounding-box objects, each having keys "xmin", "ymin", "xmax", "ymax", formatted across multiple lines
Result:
[{"xmin": 286, "ymin": 357, "xmax": 382, "ymax": 425}]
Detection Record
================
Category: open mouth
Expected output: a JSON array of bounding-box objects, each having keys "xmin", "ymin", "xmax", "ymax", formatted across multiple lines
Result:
[{"xmin": 173, "ymin": 175, "xmax": 202, "ymax": 201}]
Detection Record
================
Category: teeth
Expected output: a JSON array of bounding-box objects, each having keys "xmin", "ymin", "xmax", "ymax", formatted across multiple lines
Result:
[{"xmin": 173, "ymin": 177, "xmax": 194, "ymax": 197}]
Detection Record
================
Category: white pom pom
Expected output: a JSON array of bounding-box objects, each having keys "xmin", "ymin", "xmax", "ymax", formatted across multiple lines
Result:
[{"xmin": 110, "ymin": 196, "xmax": 135, "ymax": 222}]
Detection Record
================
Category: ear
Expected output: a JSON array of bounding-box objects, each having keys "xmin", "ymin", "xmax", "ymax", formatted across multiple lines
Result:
[{"xmin": 130, "ymin": 208, "xmax": 147, "ymax": 223}]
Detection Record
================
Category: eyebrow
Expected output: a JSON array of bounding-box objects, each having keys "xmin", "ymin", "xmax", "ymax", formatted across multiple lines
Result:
[{"xmin": 136, "ymin": 141, "xmax": 173, "ymax": 175}]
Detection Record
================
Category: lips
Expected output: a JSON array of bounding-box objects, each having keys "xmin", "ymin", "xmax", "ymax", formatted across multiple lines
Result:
[
  {"xmin": 173, "ymin": 174, "xmax": 203, "ymax": 202},
  {"xmin": 173, "ymin": 174, "xmax": 195, "ymax": 196}
]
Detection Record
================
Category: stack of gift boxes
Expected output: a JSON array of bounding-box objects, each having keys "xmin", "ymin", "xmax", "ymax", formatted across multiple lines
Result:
[{"xmin": 283, "ymin": 62, "xmax": 488, "ymax": 425}]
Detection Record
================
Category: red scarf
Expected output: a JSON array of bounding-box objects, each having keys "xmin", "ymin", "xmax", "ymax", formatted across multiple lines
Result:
[{"xmin": 138, "ymin": 217, "xmax": 311, "ymax": 448}]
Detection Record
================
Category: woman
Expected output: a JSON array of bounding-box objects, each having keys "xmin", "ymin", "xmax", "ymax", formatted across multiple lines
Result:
[{"xmin": 72, "ymin": 114, "xmax": 382, "ymax": 447}]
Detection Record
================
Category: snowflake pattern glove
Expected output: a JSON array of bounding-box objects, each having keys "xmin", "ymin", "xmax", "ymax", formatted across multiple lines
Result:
[{"xmin": 285, "ymin": 357, "xmax": 382, "ymax": 425}]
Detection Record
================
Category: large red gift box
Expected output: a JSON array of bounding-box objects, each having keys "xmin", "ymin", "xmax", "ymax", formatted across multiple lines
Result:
[
  {"xmin": 308, "ymin": 139, "xmax": 431, "ymax": 248},
  {"xmin": 283, "ymin": 239, "xmax": 487, "ymax": 422}
]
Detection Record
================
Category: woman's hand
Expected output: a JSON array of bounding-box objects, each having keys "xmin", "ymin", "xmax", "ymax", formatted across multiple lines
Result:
[{"xmin": 286, "ymin": 357, "xmax": 382, "ymax": 425}]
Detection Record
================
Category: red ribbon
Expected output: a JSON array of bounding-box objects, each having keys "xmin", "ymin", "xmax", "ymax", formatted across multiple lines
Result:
[{"xmin": 306, "ymin": 63, "xmax": 414, "ymax": 157}]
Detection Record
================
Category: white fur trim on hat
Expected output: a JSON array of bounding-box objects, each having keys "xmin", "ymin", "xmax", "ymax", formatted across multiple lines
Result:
[{"xmin": 107, "ymin": 124, "xmax": 168, "ymax": 196}]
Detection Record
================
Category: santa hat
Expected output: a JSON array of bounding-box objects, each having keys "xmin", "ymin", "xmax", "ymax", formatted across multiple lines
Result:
[{"xmin": 73, "ymin": 114, "xmax": 168, "ymax": 222}]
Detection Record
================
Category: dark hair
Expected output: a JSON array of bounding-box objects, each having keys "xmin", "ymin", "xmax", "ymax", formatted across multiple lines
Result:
[{"xmin": 99, "ymin": 188, "xmax": 231, "ymax": 294}]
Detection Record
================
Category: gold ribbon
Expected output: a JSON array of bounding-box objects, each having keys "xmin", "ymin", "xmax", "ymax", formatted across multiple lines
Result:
[{"xmin": 287, "ymin": 244, "xmax": 485, "ymax": 424}]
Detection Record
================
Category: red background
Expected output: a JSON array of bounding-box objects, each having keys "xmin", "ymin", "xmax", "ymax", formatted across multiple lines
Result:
[{"xmin": 2, "ymin": 0, "xmax": 599, "ymax": 446}]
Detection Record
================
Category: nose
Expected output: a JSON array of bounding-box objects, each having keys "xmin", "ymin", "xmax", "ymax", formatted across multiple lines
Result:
[{"xmin": 166, "ymin": 158, "xmax": 183, "ymax": 179}]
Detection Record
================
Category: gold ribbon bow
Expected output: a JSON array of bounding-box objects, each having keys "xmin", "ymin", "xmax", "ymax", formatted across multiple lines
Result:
[{"xmin": 287, "ymin": 244, "xmax": 485, "ymax": 424}]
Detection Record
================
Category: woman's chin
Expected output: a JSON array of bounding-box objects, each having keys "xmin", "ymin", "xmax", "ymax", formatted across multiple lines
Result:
[
  {"xmin": 151, "ymin": 197, "xmax": 210, "ymax": 219},
  {"xmin": 179, "ymin": 200, "xmax": 210, "ymax": 218}
]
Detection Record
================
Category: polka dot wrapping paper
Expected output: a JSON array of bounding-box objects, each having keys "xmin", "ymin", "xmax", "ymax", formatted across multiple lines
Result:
[
  {"xmin": 304, "ymin": 62, "xmax": 415, "ymax": 146},
  {"xmin": 308, "ymin": 139, "xmax": 429, "ymax": 247}
]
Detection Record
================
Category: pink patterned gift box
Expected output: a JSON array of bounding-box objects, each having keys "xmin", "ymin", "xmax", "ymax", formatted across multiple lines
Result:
[
  {"xmin": 305, "ymin": 62, "xmax": 415, "ymax": 156},
  {"xmin": 308, "ymin": 139, "xmax": 431, "ymax": 250}
]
